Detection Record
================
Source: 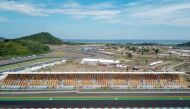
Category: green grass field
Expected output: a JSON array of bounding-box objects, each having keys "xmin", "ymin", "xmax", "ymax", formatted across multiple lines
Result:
[{"xmin": 0, "ymin": 58, "xmax": 54, "ymax": 70}]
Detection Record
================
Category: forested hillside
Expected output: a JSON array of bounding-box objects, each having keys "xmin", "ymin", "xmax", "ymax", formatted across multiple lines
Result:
[
  {"xmin": 177, "ymin": 41, "xmax": 190, "ymax": 47},
  {"xmin": 0, "ymin": 40, "xmax": 50, "ymax": 56},
  {"xmin": 18, "ymin": 32, "xmax": 63, "ymax": 45}
]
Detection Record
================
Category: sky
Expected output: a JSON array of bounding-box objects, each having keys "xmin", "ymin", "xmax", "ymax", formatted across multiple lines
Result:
[{"xmin": 0, "ymin": 0, "xmax": 190, "ymax": 40}]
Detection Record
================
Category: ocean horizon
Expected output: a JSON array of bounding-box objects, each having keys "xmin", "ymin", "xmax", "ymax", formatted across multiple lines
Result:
[{"xmin": 63, "ymin": 39, "xmax": 189, "ymax": 45}]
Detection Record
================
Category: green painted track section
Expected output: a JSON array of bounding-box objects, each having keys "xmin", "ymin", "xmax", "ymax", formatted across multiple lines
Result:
[{"xmin": 1, "ymin": 97, "xmax": 190, "ymax": 101}]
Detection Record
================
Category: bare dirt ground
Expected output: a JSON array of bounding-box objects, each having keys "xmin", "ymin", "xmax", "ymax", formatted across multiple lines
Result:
[
  {"xmin": 176, "ymin": 62, "xmax": 190, "ymax": 72},
  {"xmin": 38, "ymin": 44, "xmax": 190, "ymax": 72},
  {"xmin": 38, "ymin": 62, "xmax": 128, "ymax": 72},
  {"xmin": 2, "ymin": 44, "xmax": 188, "ymax": 72}
]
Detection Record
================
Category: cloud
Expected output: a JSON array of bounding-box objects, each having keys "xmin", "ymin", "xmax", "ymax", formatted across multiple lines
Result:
[
  {"xmin": 49, "ymin": 2, "xmax": 120, "ymax": 20},
  {"xmin": 170, "ymin": 18, "xmax": 190, "ymax": 26},
  {"xmin": 62, "ymin": 1, "xmax": 114, "ymax": 9},
  {"xmin": 0, "ymin": 1, "xmax": 47, "ymax": 16},
  {"xmin": 0, "ymin": 1, "xmax": 120, "ymax": 21},
  {"xmin": 130, "ymin": 3, "xmax": 190, "ymax": 18},
  {"xmin": 0, "ymin": 0, "xmax": 190, "ymax": 26},
  {"xmin": 125, "ymin": 2, "xmax": 190, "ymax": 26}
]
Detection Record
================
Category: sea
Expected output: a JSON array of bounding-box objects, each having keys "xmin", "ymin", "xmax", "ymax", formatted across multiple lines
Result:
[{"xmin": 63, "ymin": 39, "xmax": 189, "ymax": 45}]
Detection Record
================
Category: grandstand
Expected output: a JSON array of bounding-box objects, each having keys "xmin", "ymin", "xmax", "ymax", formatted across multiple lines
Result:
[{"xmin": 0, "ymin": 72, "xmax": 189, "ymax": 90}]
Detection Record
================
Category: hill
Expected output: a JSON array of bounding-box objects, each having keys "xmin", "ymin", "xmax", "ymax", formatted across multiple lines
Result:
[
  {"xmin": 177, "ymin": 41, "xmax": 190, "ymax": 47},
  {"xmin": 18, "ymin": 32, "xmax": 63, "ymax": 45},
  {"xmin": 0, "ymin": 40, "xmax": 50, "ymax": 56},
  {"xmin": 1, "ymin": 32, "xmax": 63, "ymax": 57}
]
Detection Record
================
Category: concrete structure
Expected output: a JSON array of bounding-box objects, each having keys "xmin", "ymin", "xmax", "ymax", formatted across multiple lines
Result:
[
  {"xmin": 158, "ymin": 53, "xmax": 169, "ymax": 56},
  {"xmin": 97, "ymin": 51, "xmax": 115, "ymax": 55},
  {"xmin": 169, "ymin": 49, "xmax": 190, "ymax": 57},
  {"xmin": 0, "ymin": 71, "xmax": 188, "ymax": 90},
  {"xmin": 149, "ymin": 61, "xmax": 163, "ymax": 66},
  {"xmin": 2, "ymin": 71, "xmax": 186, "ymax": 75},
  {"xmin": 81, "ymin": 58, "xmax": 120, "ymax": 66},
  {"xmin": 116, "ymin": 64, "xmax": 127, "ymax": 68}
]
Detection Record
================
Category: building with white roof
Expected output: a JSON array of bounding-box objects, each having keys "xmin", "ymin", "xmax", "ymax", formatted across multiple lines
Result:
[
  {"xmin": 149, "ymin": 61, "xmax": 163, "ymax": 66},
  {"xmin": 81, "ymin": 58, "xmax": 120, "ymax": 66}
]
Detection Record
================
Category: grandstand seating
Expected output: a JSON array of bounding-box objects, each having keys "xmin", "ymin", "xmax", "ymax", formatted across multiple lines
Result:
[{"xmin": 0, "ymin": 74, "xmax": 189, "ymax": 89}]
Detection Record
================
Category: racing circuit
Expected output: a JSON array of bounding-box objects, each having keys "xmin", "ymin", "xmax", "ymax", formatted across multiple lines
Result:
[{"xmin": 0, "ymin": 71, "xmax": 190, "ymax": 108}]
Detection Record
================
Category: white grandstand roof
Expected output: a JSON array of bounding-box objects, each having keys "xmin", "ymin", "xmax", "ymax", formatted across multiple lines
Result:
[{"xmin": 3, "ymin": 72, "xmax": 186, "ymax": 75}]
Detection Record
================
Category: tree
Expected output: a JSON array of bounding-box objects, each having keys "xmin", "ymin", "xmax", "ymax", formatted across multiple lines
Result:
[
  {"xmin": 127, "ymin": 53, "xmax": 133, "ymax": 58},
  {"xmin": 130, "ymin": 46, "xmax": 136, "ymax": 52},
  {"xmin": 155, "ymin": 49, "xmax": 159, "ymax": 53},
  {"xmin": 145, "ymin": 60, "xmax": 148, "ymax": 64},
  {"xmin": 0, "ymin": 40, "xmax": 50, "ymax": 56},
  {"xmin": 141, "ymin": 51, "xmax": 144, "ymax": 55}
]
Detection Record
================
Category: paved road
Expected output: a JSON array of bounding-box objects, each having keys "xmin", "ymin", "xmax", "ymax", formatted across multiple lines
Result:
[{"xmin": 0, "ymin": 100, "xmax": 190, "ymax": 108}]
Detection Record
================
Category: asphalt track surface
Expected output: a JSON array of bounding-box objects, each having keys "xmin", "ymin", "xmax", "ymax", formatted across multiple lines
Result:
[
  {"xmin": 1, "ymin": 92, "xmax": 190, "ymax": 108},
  {"xmin": 0, "ymin": 100, "xmax": 190, "ymax": 108}
]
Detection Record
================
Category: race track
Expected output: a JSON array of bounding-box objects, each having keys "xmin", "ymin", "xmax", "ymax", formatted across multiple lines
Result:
[{"xmin": 1, "ymin": 100, "xmax": 190, "ymax": 108}]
